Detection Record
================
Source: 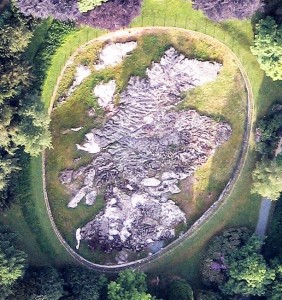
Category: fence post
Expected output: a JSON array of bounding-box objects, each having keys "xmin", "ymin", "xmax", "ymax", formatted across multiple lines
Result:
[
  {"xmin": 174, "ymin": 14, "xmax": 177, "ymax": 27},
  {"xmin": 163, "ymin": 14, "xmax": 166, "ymax": 27},
  {"xmin": 141, "ymin": 14, "xmax": 144, "ymax": 27}
]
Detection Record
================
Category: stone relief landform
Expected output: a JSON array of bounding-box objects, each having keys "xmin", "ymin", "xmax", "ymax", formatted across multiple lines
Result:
[{"xmin": 59, "ymin": 45, "xmax": 232, "ymax": 257}]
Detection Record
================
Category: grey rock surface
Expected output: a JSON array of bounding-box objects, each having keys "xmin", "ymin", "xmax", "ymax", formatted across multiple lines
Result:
[{"xmin": 59, "ymin": 48, "xmax": 232, "ymax": 254}]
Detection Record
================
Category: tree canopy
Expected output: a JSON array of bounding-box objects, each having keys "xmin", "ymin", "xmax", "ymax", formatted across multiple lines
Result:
[
  {"xmin": 201, "ymin": 227, "xmax": 251, "ymax": 287},
  {"xmin": 252, "ymin": 155, "xmax": 282, "ymax": 200},
  {"xmin": 16, "ymin": 0, "xmax": 142, "ymax": 30},
  {"xmin": 62, "ymin": 266, "xmax": 107, "ymax": 300},
  {"xmin": 221, "ymin": 236, "xmax": 275, "ymax": 296},
  {"xmin": 107, "ymin": 270, "xmax": 155, "ymax": 300},
  {"xmin": 0, "ymin": 226, "xmax": 27, "ymax": 300},
  {"xmin": 251, "ymin": 16, "xmax": 282, "ymax": 81},
  {"xmin": 167, "ymin": 278, "xmax": 194, "ymax": 300},
  {"xmin": 192, "ymin": 0, "xmax": 262, "ymax": 21}
]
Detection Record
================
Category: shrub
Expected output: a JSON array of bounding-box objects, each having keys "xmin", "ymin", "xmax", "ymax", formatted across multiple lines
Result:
[
  {"xmin": 251, "ymin": 16, "xmax": 282, "ymax": 81},
  {"xmin": 78, "ymin": 0, "xmax": 108, "ymax": 13},
  {"xmin": 77, "ymin": 0, "xmax": 142, "ymax": 30},
  {"xmin": 17, "ymin": 0, "xmax": 80, "ymax": 21},
  {"xmin": 192, "ymin": 0, "xmax": 263, "ymax": 21}
]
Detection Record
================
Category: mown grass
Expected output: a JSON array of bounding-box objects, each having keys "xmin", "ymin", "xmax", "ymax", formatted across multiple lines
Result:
[{"xmin": 46, "ymin": 29, "xmax": 247, "ymax": 263}]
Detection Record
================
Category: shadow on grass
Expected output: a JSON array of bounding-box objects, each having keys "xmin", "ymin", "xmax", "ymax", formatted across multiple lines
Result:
[
  {"xmin": 219, "ymin": 21, "xmax": 253, "ymax": 48},
  {"xmin": 256, "ymin": 75, "xmax": 282, "ymax": 117}
]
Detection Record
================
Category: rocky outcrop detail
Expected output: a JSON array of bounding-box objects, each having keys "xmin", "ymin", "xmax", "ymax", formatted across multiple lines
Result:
[
  {"xmin": 93, "ymin": 80, "xmax": 116, "ymax": 112},
  {"xmin": 59, "ymin": 48, "xmax": 231, "ymax": 254},
  {"xmin": 94, "ymin": 41, "xmax": 137, "ymax": 70},
  {"xmin": 58, "ymin": 65, "xmax": 91, "ymax": 105}
]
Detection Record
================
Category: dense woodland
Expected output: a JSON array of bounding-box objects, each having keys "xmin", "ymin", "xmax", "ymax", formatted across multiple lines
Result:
[{"xmin": 1, "ymin": 0, "xmax": 282, "ymax": 299}]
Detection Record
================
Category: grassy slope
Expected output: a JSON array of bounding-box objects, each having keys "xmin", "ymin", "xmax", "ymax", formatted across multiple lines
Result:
[{"xmin": 3, "ymin": 0, "xmax": 282, "ymax": 274}]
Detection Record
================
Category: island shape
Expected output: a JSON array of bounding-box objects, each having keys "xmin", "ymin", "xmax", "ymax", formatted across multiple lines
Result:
[{"xmin": 59, "ymin": 47, "xmax": 232, "ymax": 255}]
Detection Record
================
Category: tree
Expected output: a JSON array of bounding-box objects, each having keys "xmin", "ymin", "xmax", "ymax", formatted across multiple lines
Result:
[
  {"xmin": 63, "ymin": 266, "xmax": 107, "ymax": 300},
  {"xmin": 108, "ymin": 270, "xmax": 155, "ymax": 300},
  {"xmin": 0, "ymin": 226, "xmax": 27, "ymax": 300},
  {"xmin": 197, "ymin": 290, "xmax": 223, "ymax": 299},
  {"xmin": 17, "ymin": 0, "xmax": 79, "ymax": 21},
  {"xmin": 256, "ymin": 105, "xmax": 282, "ymax": 157},
  {"xmin": 167, "ymin": 278, "xmax": 194, "ymax": 300},
  {"xmin": 16, "ymin": 0, "xmax": 142, "ymax": 30},
  {"xmin": 11, "ymin": 93, "xmax": 52, "ymax": 156},
  {"xmin": 192, "ymin": 0, "xmax": 262, "ymax": 21},
  {"xmin": 221, "ymin": 236, "xmax": 275, "ymax": 297},
  {"xmin": 251, "ymin": 16, "xmax": 282, "ymax": 81},
  {"xmin": 78, "ymin": 0, "xmax": 142, "ymax": 30},
  {"xmin": 267, "ymin": 263, "xmax": 282, "ymax": 300},
  {"xmin": 8, "ymin": 267, "xmax": 64, "ymax": 300},
  {"xmin": 77, "ymin": 0, "xmax": 108, "ymax": 13},
  {"xmin": 251, "ymin": 155, "xmax": 282, "ymax": 200},
  {"xmin": 201, "ymin": 227, "xmax": 251, "ymax": 287}
]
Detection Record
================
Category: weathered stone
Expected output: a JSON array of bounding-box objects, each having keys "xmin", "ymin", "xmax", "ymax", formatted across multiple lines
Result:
[
  {"xmin": 61, "ymin": 47, "xmax": 232, "ymax": 253},
  {"xmin": 95, "ymin": 42, "xmax": 137, "ymax": 70},
  {"xmin": 141, "ymin": 177, "xmax": 161, "ymax": 187},
  {"xmin": 94, "ymin": 80, "xmax": 116, "ymax": 110},
  {"xmin": 59, "ymin": 170, "xmax": 73, "ymax": 184},
  {"xmin": 76, "ymin": 228, "xmax": 82, "ymax": 250},
  {"xmin": 85, "ymin": 190, "xmax": 97, "ymax": 205}
]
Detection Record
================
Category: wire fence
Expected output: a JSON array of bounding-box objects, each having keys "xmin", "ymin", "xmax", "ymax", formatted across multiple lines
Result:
[{"xmin": 42, "ymin": 24, "xmax": 254, "ymax": 272}]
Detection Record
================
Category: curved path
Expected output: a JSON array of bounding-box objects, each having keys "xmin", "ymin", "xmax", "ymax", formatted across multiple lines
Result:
[
  {"xmin": 255, "ymin": 198, "xmax": 273, "ymax": 238},
  {"xmin": 42, "ymin": 27, "xmax": 254, "ymax": 272}
]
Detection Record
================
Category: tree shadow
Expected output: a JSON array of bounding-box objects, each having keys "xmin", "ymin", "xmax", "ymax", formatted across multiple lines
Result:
[{"xmin": 256, "ymin": 75, "xmax": 282, "ymax": 117}]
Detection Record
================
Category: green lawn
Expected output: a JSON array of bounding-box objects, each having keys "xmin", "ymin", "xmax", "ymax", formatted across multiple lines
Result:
[{"xmin": 3, "ymin": 0, "xmax": 282, "ymax": 276}]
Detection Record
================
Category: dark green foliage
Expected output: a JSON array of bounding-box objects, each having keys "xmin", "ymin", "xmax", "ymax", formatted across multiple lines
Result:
[
  {"xmin": 32, "ymin": 20, "xmax": 75, "ymax": 88},
  {"xmin": 167, "ymin": 278, "xmax": 194, "ymax": 300},
  {"xmin": 108, "ymin": 270, "xmax": 154, "ymax": 300},
  {"xmin": 11, "ymin": 93, "xmax": 52, "ymax": 156},
  {"xmin": 251, "ymin": 16, "xmax": 282, "ymax": 81},
  {"xmin": 251, "ymin": 155, "xmax": 282, "ymax": 200},
  {"xmin": 0, "ymin": 225, "xmax": 27, "ymax": 300},
  {"xmin": 256, "ymin": 104, "xmax": 282, "ymax": 157},
  {"xmin": 197, "ymin": 290, "xmax": 223, "ymax": 300},
  {"xmin": 8, "ymin": 267, "xmax": 64, "ymax": 300},
  {"xmin": 221, "ymin": 236, "xmax": 275, "ymax": 297},
  {"xmin": 62, "ymin": 266, "xmax": 107, "ymax": 300},
  {"xmin": 0, "ymin": 5, "xmax": 74, "ymax": 204},
  {"xmin": 201, "ymin": 227, "xmax": 251, "ymax": 287},
  {"xmin": 264, "ymin": 195, "xmax": 282, "ymax": 260}
]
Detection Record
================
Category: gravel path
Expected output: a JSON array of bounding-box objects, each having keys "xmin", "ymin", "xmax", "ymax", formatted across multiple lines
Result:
[{"xmin": 255, "ymin": 198, "xmax": 273, "ymax": 238}]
